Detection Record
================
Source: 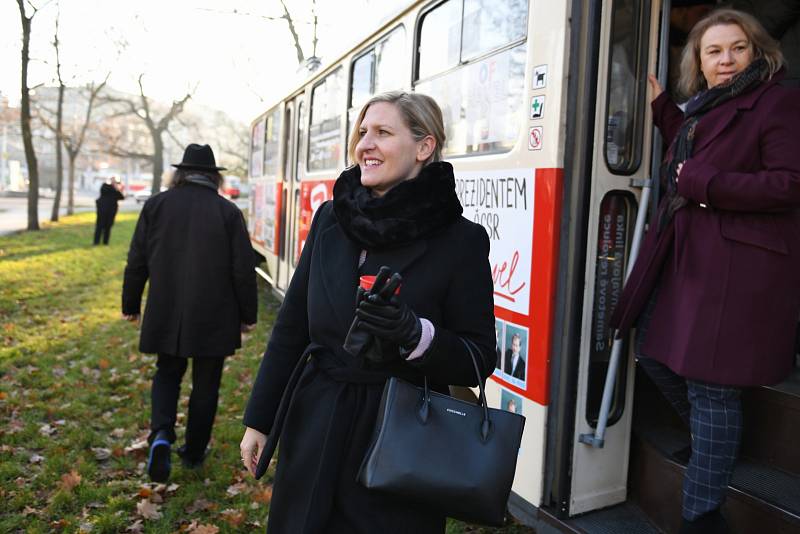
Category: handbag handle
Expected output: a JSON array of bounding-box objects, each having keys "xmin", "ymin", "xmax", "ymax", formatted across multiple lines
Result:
[{"xmin": 419, "ymin": 337, "xmax": 493, "ymax": 442}]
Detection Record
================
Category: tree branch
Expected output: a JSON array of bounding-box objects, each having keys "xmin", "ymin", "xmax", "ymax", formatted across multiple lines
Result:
[{"xmin": 279, "ymin": 0, "xmax": 305, "ymax": 64}]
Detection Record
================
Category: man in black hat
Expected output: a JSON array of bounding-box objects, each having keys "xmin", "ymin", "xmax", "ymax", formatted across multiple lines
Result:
[{"xmin": 122, "ymin": 143, "xmax": 258, "ymax": 482}]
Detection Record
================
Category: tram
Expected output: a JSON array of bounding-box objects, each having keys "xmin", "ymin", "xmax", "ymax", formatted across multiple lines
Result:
[{"xmin": 246, "ymin": 1, "xmax": 800, "ymax": 532}]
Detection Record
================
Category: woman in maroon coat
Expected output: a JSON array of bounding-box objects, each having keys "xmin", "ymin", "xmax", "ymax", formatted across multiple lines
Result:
[{"xmin": 611, "ymin": 9, "xmax": 800, "ymax": 534}]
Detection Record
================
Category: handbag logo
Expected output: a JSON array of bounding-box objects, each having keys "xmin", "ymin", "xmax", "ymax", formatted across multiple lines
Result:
[{"xmin": 446, "ymin": 408, "xmax": 466, "ymax": 417}]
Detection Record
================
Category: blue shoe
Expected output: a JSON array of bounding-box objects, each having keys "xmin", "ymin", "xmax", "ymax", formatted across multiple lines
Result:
[{"xmin": 147, "ymin": 437, "xmax": 171, "ymax": 482}]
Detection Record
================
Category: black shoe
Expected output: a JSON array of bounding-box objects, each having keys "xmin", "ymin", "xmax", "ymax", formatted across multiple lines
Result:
[
  {"xmin": 680, "ymin": 509, "xmax": 729, "ymax": 534},
  {"xmin": 177, "ymin": 445, "xmax": 207, "ymax": 469},
  {"xmin": 147, "ymin": 432, "xmax": 171, "ymax": 482}
]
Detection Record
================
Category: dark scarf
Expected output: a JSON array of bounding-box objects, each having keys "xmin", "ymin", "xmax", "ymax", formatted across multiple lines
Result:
[
  {"xmin": 332, "ymin": 161, "xmax": 463, "ymax": 250},
  {"xmin": 659, "ymin": 57, "xmax": 770, "ymax": 231},
  {"xmin": 185, "ymin": 173, "xmax": 219, "ymax": 191}
]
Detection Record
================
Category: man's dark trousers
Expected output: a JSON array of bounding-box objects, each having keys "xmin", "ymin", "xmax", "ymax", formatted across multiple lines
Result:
[{"xmin": 149, "ymin": 354, "xmax": 225, "ymax": 460}]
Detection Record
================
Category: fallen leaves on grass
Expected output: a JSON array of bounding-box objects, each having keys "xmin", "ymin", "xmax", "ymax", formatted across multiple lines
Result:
[
  {"xmin": 136, "ymin": 499, "xmax": 162, "ymax": 520},
  {"xmin": 185, "ymin": 498, "xmax": 215, "ymax": 514},
  {"xmin": 225, "ymin": 481, "xmax": 248, "ymax": 497},
  {"xmin": 220, "ymin": 508, "xmax": 246, "ymax": 527},
  {"xmin": 92, "ymin": 447, "xmax": 112, "ymax": 461},
  {"xmin": 252, "ymin": 485, "xmax": 273, "ymax": 504},
  {"xmin": 60, "ymin": 469, "xmax": 82, "ymax": 491},
  {"xmin": 183, "ymin": 522, "xmax": 220, "ymax": 534}
]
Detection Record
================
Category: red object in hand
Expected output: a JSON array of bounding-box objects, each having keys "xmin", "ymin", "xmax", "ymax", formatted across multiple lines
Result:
[{"xmin": 360, "ymin": 275, "xmax": 400, "ymax": 294}]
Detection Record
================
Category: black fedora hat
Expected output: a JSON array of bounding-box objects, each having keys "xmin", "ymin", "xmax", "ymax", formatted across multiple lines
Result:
[{"xmin": 172, "ymin": 143, "xmax": 227, "ymax": 171}]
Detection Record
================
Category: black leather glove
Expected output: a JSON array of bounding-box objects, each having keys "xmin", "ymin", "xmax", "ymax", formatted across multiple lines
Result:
[
  {"xmin": 356, "ymin": 279, "xmax": 422, "ymax": 354},
  {"xmin": 343, "ymin": 267, "xmax": 399, "ymax": 362}
]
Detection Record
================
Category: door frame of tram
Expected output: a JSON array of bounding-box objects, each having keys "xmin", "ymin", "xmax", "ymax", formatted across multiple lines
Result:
[
  {"xmin": 543, "ymin": 0, "xmax": 665, "ymax": 520},
  {"xmin": 276, "ymin": 95, "xmax": 305, "ymax": 293}
]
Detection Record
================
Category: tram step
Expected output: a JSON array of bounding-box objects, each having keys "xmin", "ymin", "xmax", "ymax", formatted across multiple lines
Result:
[
  {"xmin": 630, "ymin": 426, "xmax": 800, "ymax": 534},
  {"xmin": 742, "ymin": 368, "xmax": 800, "ymax": 476},
  {"xmin": 565, "ymin": 501, "xmax": 662, "ymax": 534}
]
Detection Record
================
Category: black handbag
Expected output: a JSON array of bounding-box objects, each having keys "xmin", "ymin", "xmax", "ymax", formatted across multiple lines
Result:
[{"xmin": 357, "ymin": 337, "xmax": 526, "ymax": 526}]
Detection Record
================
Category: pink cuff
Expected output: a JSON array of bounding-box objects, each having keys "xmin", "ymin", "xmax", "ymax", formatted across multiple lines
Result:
[{"xmin": 406, "ymin": 318, "xmax": 434, "ymax": 360}]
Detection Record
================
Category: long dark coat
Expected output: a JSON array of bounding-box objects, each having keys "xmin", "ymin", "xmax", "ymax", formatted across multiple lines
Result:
[
  {"xmin": 122, "ymin": 182, "xmax": 257, "ymax": 358},
  {"xmin": 96, "ymin": 183, "xmax": 124, "ymax": 226},
  {"xmin": 611, "ymin": 71, "xmax": 800, "ymax": 386},
  {"xmin": 243, "ymin": 201, "xmax": 496, "ymax": 533}
]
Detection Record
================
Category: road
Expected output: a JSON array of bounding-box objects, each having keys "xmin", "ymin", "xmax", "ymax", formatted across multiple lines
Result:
[
  {"xmin": 0, "ymin": 190, "xmax": 141, "ymax": 236},
  {"xmin": 0, "ymin": 190, "xmax": 247, "ymax": 236}
]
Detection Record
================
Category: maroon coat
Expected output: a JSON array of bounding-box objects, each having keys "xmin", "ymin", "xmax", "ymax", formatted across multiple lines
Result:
[{"xmin": 611, "ymin": 71, "xmax": 800, "ymax": 386}]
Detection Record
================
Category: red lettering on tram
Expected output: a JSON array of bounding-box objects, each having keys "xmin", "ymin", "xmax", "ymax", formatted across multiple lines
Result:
[{"xmin": 492, "ymin": 250, "xmax": 526, "ymax": 302}]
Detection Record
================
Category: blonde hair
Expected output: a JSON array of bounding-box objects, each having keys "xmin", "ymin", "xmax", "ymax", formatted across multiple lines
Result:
[
  {"xmin": 347, "ymin": 91, "xmax": 446, "ymax": 165},
  {"xmin": 677, "ymin": 8, "xmax": 784, "ymax": 99}
]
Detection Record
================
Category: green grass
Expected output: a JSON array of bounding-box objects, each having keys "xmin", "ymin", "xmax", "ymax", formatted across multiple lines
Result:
[{"xmin": 0, "ymin": 212, "xmax": 534, "ymax": 533}]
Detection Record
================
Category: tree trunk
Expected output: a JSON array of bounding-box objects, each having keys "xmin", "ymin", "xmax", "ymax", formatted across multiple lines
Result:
[
  {"xmin": 67, "ymin": 152, "xmax": 76, "ymax": 215},
  {"xmin": 18, "ymin": 2, "xmax": 39, "ymax": 231},
  {"xmin": 50, "ymin": 84, "xmax": 65, "ymax": 222},
  {"xmin": 151, "ymin": 134, "xmax": 164, "ymax": 195}
]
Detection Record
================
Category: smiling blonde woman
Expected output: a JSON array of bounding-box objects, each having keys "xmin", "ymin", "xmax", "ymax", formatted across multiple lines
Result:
[{"xmin": 240, "ymin": 91, "xmax": 496, "ymax": 533}]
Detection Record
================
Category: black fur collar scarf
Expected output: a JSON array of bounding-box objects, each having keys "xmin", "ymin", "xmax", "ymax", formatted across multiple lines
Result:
[{"xmin": 332, "ymin": 161, "xmax": 463, "ymax": 250}]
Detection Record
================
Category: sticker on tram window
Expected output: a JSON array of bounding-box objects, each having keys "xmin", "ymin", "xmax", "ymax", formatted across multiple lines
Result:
[
  {"xmin": 532, "ymin": 64, "xmax": 547, "ymax": 89},
  {"xmin": 530, "ymin": 95, "xmax": 545, "ymax": 120},
  {"xmin": 528, "ymin": 126, "xmax": 543, "ymax": 151}
]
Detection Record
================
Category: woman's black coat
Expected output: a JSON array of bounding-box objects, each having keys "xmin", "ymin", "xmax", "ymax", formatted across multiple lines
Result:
[
  {"xmin": 122, "ymin": 182, "xmax": 257, "ymax": 358},
  {"xmin": 243, "ymin": 200, "xmax": 496, "ymax": 533}
]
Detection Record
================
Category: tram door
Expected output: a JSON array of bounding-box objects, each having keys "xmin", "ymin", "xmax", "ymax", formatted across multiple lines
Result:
[
  {"xmin": 567, "ymin": 0, "xmax": 660, "ymax": 516},
  {"xmin": 276, "ymin": 98, "xmax": 303, "ymax": 292}
]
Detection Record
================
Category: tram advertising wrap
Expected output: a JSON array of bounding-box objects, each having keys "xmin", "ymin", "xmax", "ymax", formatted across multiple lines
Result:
[{"xmin": 456, "ymin": 168, "xmax": 562, "ymax": 406}]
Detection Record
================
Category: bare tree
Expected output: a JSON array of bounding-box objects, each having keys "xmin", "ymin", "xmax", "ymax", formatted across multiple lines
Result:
[
  {"xmin": 49, "ymin": 9, "xmax": 64, "ymax": 222},
  {"xmin": 278, "ymin": 0, "xmax": 305, "ymax": 64},
  {"xmin": 63, "ymin": 80, "xmax": 107, "ymax": 214},
  {"xmin": 101, "ymin": 75, "xmax": 192, "ymax": 194},
  {"xmin": 17, "ymin": 0, "xmax": 44, "ymax": 231},
  {"xmin": 197, "ymin": 1, "xmax": 318, "ymax": 66}
]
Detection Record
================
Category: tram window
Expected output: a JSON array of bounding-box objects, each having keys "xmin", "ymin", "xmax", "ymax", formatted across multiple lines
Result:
[
  {"xmin": 586, "ymin": 192, "xmax": 634, "ymax": 427},
  {"xmin": 416, "ymin": 43, "xmax": 526, "ymax": 157},
  {"xmin": 351, "ymin": 54, "xmax": 373, "ymax": 112},
  {"xmin": 373, "ymin": 27, "xmax": 405, "ymax": 95},
  {"xmin": 418, "ymin": 0, "xmax": 463, "ymax": 80},
  {"xmin": 263, "ymin": 108, "xmax": 282, "ymax": 178},
  {"xmin": 250, "ymin": 118, "xmax": 265, "ymax": 178},
  {"xmin": 346, "ymin": 27, "xmax": 407, "ymax": 165},
  {"xmin": 604, "ymin": 0, "xmax": 650, "ymax": 174},
  {"xmin": 461, "ymin": 0, "xmax": 528, "ymax": 61},
  {"xmin": 308, "ymin": 68, "xmax": 345, "ymax": 172}
]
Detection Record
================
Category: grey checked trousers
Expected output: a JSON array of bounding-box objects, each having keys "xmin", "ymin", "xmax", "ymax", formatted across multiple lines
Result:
[{"xmin": 637, "ymin": 356, "xmax": 743, "ymax": 521}]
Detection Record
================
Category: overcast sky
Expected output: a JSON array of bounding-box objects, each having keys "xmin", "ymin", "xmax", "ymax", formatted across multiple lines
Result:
[{"xmin": 1, "ymin": 0, "xmax": 396, "ymax": 122}]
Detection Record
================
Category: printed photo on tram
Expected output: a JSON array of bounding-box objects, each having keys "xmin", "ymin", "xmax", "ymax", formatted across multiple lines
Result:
[
  {"xmin": 501, "ymin": 388, "xmax": 523, "ymax": 416},
  {"xmin": 503, "ymin": 323, "xmax": 528, "ymax": 387},
  {"xmin": 494, "ymin": 319, "xmax": 505, "ymax": 373}
]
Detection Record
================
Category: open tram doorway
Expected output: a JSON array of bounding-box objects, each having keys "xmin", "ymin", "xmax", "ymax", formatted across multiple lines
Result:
[
  {"xmin": 625, "ymin": 2, "xmax": 800, "ymax": 533},
  {"xmin": 554, "ymin": 1, "xmax": 800, "ymax": 532}
]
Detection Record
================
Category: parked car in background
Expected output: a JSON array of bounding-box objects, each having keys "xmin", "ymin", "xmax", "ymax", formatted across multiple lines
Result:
[
  {"xmin": 134, "ymin": 186, "xmax": 167, "ymax": 204},
  {"xmin": 222, "ymin": 176, "xmax": 243, "ymax": 199}
]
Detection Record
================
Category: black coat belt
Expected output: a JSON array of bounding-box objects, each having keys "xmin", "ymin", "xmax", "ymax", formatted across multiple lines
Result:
[{"xmin": 254, "ymin": 344, "xmax": 390, "ymax": 479}]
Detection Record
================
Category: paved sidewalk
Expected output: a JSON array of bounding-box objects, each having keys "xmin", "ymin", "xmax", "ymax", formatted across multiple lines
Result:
[{"xmin": 0, "ymin": 190, "xmax": 140, "ymax": 236}]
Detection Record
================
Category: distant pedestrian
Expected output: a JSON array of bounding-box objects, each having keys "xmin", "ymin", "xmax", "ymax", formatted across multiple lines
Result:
[
  {"xmin": 93, "ymin": 176, "xmax": 124, "ymax": 245},
  {"xmin": 122, "ymin": 143, "xmax": 258, "ymax": 482}
]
